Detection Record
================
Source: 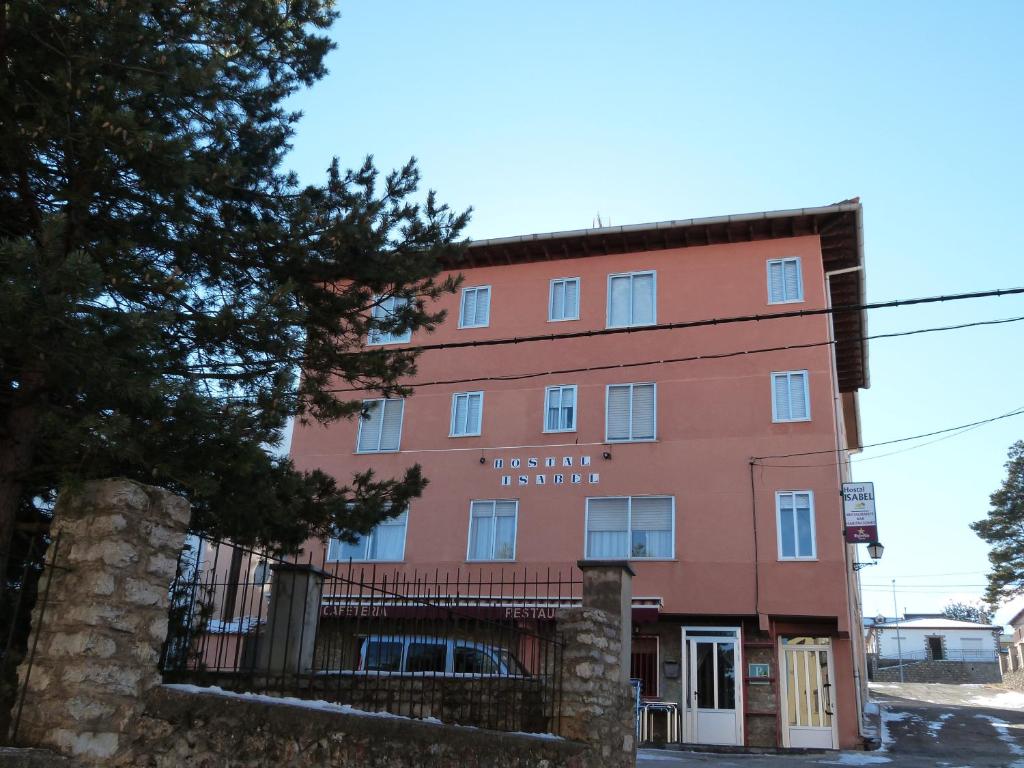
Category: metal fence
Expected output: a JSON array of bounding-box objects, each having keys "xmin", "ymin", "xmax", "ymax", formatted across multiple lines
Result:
[
  {"xmin": 877, "ymin": 648, "xmax": 1000, "ymax": 663},
  {"xmin": 160, "ymin": 536, "xmax": 582, "ymax": 734}
]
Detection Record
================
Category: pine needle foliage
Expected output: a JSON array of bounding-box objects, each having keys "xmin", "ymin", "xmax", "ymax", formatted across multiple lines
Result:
[
  {"xmin": 0, "ymin": 0, "xmax": 469, "ymax": 550},
  {"xmin": 972, "ymin": 441, "xmax": 1024, "ymax": 606}
]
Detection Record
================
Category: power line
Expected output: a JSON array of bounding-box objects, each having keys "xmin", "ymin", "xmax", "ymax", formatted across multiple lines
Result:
[
  {"xmin": 376, "ymin": 285, "xmax": 1024, "ymax": 355},
  {"xmin": 327, "ymin": 313, "xmax": 1024, "ymax": 394},
  {"xmin": 751, "ymin": 404, "xmax": 1024, "ymax": 464}
]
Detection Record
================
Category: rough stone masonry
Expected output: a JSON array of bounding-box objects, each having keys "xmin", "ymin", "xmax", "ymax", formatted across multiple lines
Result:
[{"xmin": 12, "ymin": 480, "xmax": 189, "ymax": 762}]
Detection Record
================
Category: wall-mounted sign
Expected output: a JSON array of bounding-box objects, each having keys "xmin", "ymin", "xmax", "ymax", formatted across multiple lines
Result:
[
  {"xmin": 491, "ymin": 454, "xmax": 600, "ymax": 488},
  {"xmin": 748, "ymin": 662, "xmax": 770, "ymax": 679},
  {"xmin": 842, "ymin": 481, "xmax": 878, "ymax": 543}
]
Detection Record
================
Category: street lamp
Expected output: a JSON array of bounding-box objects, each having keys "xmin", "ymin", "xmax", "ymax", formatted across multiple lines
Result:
[{"xmin": 853, "ymin": 541, "xmax": 884, "ymax": 571}]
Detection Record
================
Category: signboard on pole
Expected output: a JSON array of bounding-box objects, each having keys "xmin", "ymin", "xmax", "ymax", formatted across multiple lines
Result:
[{"xmin": 842, "ymin": 481, "xmax": 878, "ymax": 543}]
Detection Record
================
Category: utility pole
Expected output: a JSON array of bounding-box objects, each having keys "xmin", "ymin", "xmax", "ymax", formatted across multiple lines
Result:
[{"xmin": 891, "ymin": 579, "xmax": 904, "ymax": 683}]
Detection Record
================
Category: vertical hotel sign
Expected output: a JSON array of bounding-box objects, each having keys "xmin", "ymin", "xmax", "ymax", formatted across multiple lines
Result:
[{"xmin": 842, "ymin": 482, "xmax": 878, "ymax": 543}]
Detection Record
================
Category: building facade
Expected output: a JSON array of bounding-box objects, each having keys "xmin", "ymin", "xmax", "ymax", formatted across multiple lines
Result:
[{"xmin": 289, "ymin": 201, "xmax": 872, "ymax": 749}]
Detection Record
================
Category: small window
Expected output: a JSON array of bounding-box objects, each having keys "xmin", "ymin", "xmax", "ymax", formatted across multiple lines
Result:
[
  {"xmin": 450, "ymin": 391, "xmax": 484, "ymax": 437},
  {"xmin": 367, "ymin": 295, "xmax": 412, "ymax": 345},
  {"xmin": 549, "ymin": 278, "xmax": 580, "ymax": 321},
  {"xmin": 776, "ymin": 491, "xmax": 815, "ymax": 560},
  {"xmin": 459, "ymin": 286, "xmax": 491, "ymax": 328},
  {"xmin": 454, "ymin": 646, "xmax": 499, "ymax": 674},
  {"xmin": 605, "ymin": 383, "xmax": 656, "ymax": 442},
  {"xmin": 607, "ymin": 271, "xmax": 656, "ymax": 328},
  {"xmin": 585, "ymin": 496, "xmax": 674, "ymax": 559},
  {"xmin": 767, "ymin": 258, "xmax": 803, "ymax": 304},
  {"xmin": 544, "ymin": 385, "xmax": 577, "ymax": 432},
  {"xmin": 356, "ymin": 399, "xmax": 404, "ymax": 453},
  {"xmin": 406, "ymin": 642, "xmax": 447, "ymax": 673},
  {"xmin": 467, "ymin": 500, "xmax": 517, "ymax": 561},
  {"xmin": 771, "ymin": 371, "xmax": 810, "ymax": 422},
  {"xmin": 363, "ymin": 640, "xmax": 403, "ymax": 671},
  {"xmin": 327, "ymin": 509, "xmax": 409, "ymax": 562}
]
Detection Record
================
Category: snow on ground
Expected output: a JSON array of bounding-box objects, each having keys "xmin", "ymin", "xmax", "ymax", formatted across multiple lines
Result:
[
  {"xmin": 968, "ymin": 690, "xmax": 1024, "ymax": 710},
  {"xmin": 821, "ymin": 754, "xmax": 891, "ymax": 765},
  {"xmin": 879, "ymin": 707, "xmax": 908, "ymax": 752},
  {"xmin": 926, "ymin": 712, "xmax": 953, "ymax": 738},
  {"xmin": 974, "ymin": 714, "xmax": 1024, "ymax": 757}
]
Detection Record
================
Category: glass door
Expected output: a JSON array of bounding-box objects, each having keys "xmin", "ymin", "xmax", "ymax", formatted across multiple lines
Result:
[
  {"xmin": 683, "ymin": 628, "xmax": 742, "ymax": 746},
  {"xmin": 780, "ymin": 637, "xmax": 837, "ymax": 749}
]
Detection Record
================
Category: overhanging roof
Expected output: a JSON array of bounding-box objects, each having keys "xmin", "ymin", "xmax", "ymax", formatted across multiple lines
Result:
[{"xmin": 453, "ymin": 200, "xmax": 868, "ymax": 392}]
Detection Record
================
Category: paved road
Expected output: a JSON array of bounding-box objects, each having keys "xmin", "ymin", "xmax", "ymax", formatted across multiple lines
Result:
[{"xmin": 637, "ymin": 683, "xmax": 1024, "ymax": 768}]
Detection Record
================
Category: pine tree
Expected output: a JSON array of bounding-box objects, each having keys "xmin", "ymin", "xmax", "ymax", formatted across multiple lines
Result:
[
  {"xmin": 971, "ymin": 441, "xmax": 1024, "ymax": 605},
  {"xmin": 0, "ymin": 0, "xmax": 469, "ymax": 554}
]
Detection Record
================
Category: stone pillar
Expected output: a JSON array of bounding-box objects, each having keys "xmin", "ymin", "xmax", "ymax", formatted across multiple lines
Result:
[
  {"xmin": 13, "ymin": 480, "xmax": 189, "ymax": 764},
  {"xmin": 579, "ymin": 560, "xmax": 634, "ymax": 684},
  {"xmin": 255, "ymin": 563, "xmax": 325, "ymax": 675},
  {"xmin": 557, "ymin": 561, "xmax": 636, "ymax": 768}
]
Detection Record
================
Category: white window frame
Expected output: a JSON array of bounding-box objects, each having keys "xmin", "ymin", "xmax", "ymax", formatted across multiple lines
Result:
[
  {"xmin": 458, "ymin": 285, "xmax": 492, "ymax": 329},
  {"xmin": 366, "ymin": 295, "xmax": 412, "ymax": 345},
  {"xmin": 465, "ymin": 499, "xmax": 519, "ymax": 562},
  {"xmin": 355, "ymin": 398, "xmax": 405, "ymax": 453},
  {"xmin": 449, "ymin": 391, "xmax": 484, "ymax": 437},
  {"xmin": 606, "ymin": 270, "xmax": 657, "ymax": 328},
  {"xmin": 326, "ymin": 509, "xmax": 409, "ymax": 563},
  {"xmin": 604, "ymin": 382, "xmax": 657, "ymax": 442},
  {"xmin": 775, "ymin": 491, "xmax": 817, "ymax": 561},
  {"xmin": 766, "ymin": 257, "xmax": 804, "ymax": 304},
  {"xmin": 548, "ymin": 277, "xmax": 581, "ymax": 322},
  {"xmin": 770, "ymin": 371, "xmax": 811, "ymax": 423},
  {"xmin": 584, "ymin": 495, "xmax": 675, "ymax": 560},
  {"xmin": 543, "ymin": 385, "xmax": 578, "ymax": 433}
]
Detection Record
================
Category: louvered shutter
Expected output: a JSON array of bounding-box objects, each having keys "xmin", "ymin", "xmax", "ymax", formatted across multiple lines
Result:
[
  {"xmin": 550, "ymin": 282, "xmax": 565, "ymax": 320},
  {"xmin": 461, "ymin": 289, "xmax": 477, "ymax": 327},
  {"xmin": 632, "ymin": 273, "xmax": 655, "ymax": 325},
  {"xmin": 631, "ymin": 496, "xmax": 672, "ymax": 558},
  {"xmin": 768, "ymin": 261, "xmax": 785, "ymax": 302},
  {"xmin": 587, "ymin": 498, "xmax": 629, "ymax": 558},
  {"xmin": 783, "ymin": 260, "xmax": 801, "ymax": 301},
  {"xmin": 564, "ymin": 279, "xmax": 579, "ymax": 318},
  {"xmin": 474, "ymin": 288, "xmax": 490, "ymax": 326},
  {"xmin": 357, "ymin": 401, "xmax": 384, "ymax": 451},
  {"xmin": 378, "ymin": 400, "xmax": 404, "ymax": 451},
  {"xmin": 546, "ymin": 387, "xmax": 561, "ymax": 431},
  {"xmin": 609, "ymin": 276, "xmax": 631, "ymax": 326},
  {"xmin": 789, "ymin": 373, "xmax": 808, "ymax": 419},
  {"xmin": 467, "ymin": 392, "xmax": 482, "ymax": 433},
  {"xmin": 452, "ymin": 394, "xmax": 468, "ymax": 434},
  {"xmin": 606, "ymin": 385, "xmax": 631, "ymax": 440},
  {"xmin": 631, "ymin": 384, "xmax": 655, "ymax": 439},
  {"xmin": 773, "ymin": 374, "xmax": 791, "ymax": 421},
  {"xmin": 370, "ymin": 510, "xmax": 408, "ymax": 560}
]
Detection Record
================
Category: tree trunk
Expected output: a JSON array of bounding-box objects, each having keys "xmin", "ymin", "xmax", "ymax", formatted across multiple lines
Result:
[{"xmin": 0, "ymin": 392, "xmax": 41, "ymax": 575}]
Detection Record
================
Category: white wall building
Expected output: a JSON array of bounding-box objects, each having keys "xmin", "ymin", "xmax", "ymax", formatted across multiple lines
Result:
[{"xmin": 867, "ymin": 617, "xmax": 999, "ymax": 662}]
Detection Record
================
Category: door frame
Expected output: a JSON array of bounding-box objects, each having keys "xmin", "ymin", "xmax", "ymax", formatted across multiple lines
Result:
[
  {"xmin": 681, "ymin": 626, "xmax": 744, "ymax": 746},
  {"xmin": 778, "ymin": 639, "xmax": 839, "ymax": 749}
]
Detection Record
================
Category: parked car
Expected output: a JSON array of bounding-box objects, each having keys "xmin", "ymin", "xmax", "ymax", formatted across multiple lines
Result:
[{"xmin": 357, "ymin": 635, "xmax": 528, "ymax": 676}]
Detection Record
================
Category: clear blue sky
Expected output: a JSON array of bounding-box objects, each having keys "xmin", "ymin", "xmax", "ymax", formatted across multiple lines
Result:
[{"xmin": 285, "ymin": 1, "xmax": 1024, "ymax": 625}]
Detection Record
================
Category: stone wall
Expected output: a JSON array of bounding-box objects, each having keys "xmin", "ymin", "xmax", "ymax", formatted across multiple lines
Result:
[
  {"xmin": 870, "ymin": 658, "xmax": 1002, "ymax": 684},
  {"xmin": 1003, "ymin": 668, "xmax": 1024, "ymax": 691},
  {"xmin": 113, "ymin": 686, "xmax": 587, "ymax": 768},
  {"xmin": 12, "ymin": 481, "xmax": 190, "ymax": 762}
]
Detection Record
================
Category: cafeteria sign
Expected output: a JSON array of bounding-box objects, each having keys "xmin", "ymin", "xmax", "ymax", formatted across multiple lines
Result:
[{"xmin": 842, "ymin": 482, "xmax": 878, "ymax": 543}]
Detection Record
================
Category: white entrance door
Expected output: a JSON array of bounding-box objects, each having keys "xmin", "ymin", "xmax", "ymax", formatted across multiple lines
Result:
[
  {"xmin": 780, "ymin": 638, "xmax": 837, "ymax": 749},
  {"xmin": 683, "ymin": 628, "xmax": 742, "ymax": 746}
]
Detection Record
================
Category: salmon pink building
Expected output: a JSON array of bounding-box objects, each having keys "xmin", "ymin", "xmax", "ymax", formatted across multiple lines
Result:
[{"xmin": 290, "ymin": 200, "xmax": 873, "ymax": 750}]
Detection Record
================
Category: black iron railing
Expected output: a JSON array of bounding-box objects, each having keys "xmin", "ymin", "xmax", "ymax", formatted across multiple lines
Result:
[{"xmin": 160, "ymin": 536, "xmax": 581, "ymax": 734}]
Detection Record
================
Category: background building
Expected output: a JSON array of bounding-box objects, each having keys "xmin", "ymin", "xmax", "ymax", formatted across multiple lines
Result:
[{"xmin": 290, "ymin": 200, "xmax": 871, "ymax": 749}]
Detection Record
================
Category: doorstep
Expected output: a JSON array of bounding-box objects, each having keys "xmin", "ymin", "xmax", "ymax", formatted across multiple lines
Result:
[{"xmin": 639, "ymin": 742, "xmax": 831, "ymax": 756}]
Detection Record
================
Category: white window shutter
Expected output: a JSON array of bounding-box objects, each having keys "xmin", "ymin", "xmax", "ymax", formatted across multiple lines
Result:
[
  {"xmin": 631, "ymin": 497, "xmax": 672, "ymax": 531},
  {"xmin": 461, "ymin": 290, "xmax": 476, "ymax": 326},
  {"xmin": 773, "ymin": 374, "xmax": 791, "ymax": 421},
  {"xmin": 357, "ymin": 401, "xmax": 384, "ymax": 451},
  {"xmin": 378, "ymin": 400, "xmax": 404, "ymax": 451},
  {"xmin": 467, "ymin": 393, "xmax": 482, "ymax": 433},
  {"xmin": 768, "ymin": 261, "xmax": 784, "ymax": 302},
  {"xmin": 564, "ymin": 279, "xmax": 579, "ymax": 318},
  {"xmin": 588, "ymin": 498, "xmax": 629, "ymax": 531},
  {"xmin": 453, "ymin": 395, "xmax": 468, "ymax": 434},
  {"xmin": 632, "ymin": 273, "xmax": 655, "ymax": 325},
  {"xmin": 783, "ymin": 260, "xmax": 801, "ymax": 301},
  {"xmin": 474, "ymin": 288, "xmax": 490, "ymax": 326},
  {"xmin": 551, "ymin": 282, "xmax": 564, "ymax": 320},
  {"xmin": 789, "ymin": 373, "xmax": 808, "ymax": 419},
  {"xmin": 631, "ymin": 384, "xmax": 655, "ymax": 439},
  {"xmin": 606, "ymin": 386, "xmax": 631, "ymax": 440},
  {"xmin": 609, "ymin": 276, "xmax": 631, "ymax": 326}
]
